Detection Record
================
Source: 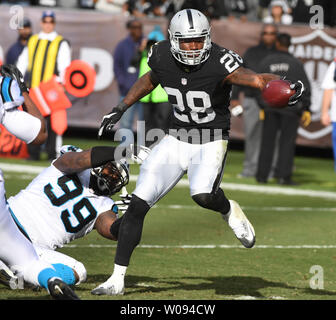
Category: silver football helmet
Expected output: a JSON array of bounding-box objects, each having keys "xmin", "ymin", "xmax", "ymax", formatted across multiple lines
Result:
[
  {"xmin": 89, "ymin": 159, "xmax": 129, "ymax": 196},
  {"xmin": 168, "ymin": 9, "xmax": 212, "ymax": 66}
]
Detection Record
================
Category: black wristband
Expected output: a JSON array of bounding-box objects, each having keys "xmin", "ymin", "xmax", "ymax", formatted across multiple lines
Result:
[
  {"xmin": 19, "ymin": 82, "xmax": 29, "ymax": 93},
  {"xmin": 91, "ymin": 146, "xmax": 117, "ymax": 168},
  {"xmin": 114, "ymin": 101, "xmax": 129, "ymax": 113}
]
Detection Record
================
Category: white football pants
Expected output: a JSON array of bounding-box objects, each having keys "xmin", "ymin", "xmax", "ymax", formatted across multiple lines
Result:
[
  {"xmin": 33, "ymin": 246, "xmax": 87, "ymax": 285},
  {"xmin": 134, "ymin": 135, "xmax": 228, "ymax": 207},
  {"xmin": 0, "ymin": 169, "xmax": 53, "ymax": 286}
]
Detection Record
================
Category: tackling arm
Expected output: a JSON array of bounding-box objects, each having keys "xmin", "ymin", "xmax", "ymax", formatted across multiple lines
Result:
[
  {"xmin": 53, "ymin": 144, "xmax": 150, "ymax": 173},
  {"xmin": 21, "ymin": 92, "xmax": 47, "ymax": 145},
  {"xmin": 53, "ymin": 149, "xmax": 92, "ymax": 174},
  {"xmin": 53, "ymin": 146, "xmax": 121, "ymax": 174},
  {"xmin": 94, "ymin": 211, "xmax": 118, "ymax": 241}
]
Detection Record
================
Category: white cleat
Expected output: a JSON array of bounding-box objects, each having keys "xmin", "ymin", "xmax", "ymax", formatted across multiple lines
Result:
[
  {"xmin": 91, "ymin": 276, "xmax": 124, "ymax": 296},
  {"xmin": 222, "ymin": 200, "xmax": 256, "ymax": 248},
  {"xmin": 0, "ymin": 261, "xmax": 18, "ymax": 288}
]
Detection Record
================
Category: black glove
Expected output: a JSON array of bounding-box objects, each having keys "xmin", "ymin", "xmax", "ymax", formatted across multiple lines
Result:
[
  {"xmin": 0, "ymin": 64, "xmax": 28, "ymax": 93},
  {"xmin": 288, "ymin": 80, "xmax": 304, "ymax": 106},
  {"xmin": 97, "ymin": 109, "xmax": 123, "ymax": 139}
]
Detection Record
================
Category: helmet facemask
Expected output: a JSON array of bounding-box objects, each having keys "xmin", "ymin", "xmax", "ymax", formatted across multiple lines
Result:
[
  {"xmin": 89, "ymin": 161, "xmax": 129, "ymax": 196},
  {"xmin": 168, "ymin": 9, "xmax": 212, "ymax": 66}
]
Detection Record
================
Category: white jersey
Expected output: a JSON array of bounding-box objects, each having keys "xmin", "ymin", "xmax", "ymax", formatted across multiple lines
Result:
[
  {"xmin": 7, "ymin": 164, "xmax": 116, "ymax": 250},
  {"xmin": 0, "ymin": 76, "xmax": 41, "ymax": 143}
]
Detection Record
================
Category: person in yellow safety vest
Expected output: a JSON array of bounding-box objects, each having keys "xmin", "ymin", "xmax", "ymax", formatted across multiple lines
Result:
[
  {"xmin": 138, "ymin": 25, "xmax": 172, "ymax": 148},
  {"xmin": 16, "ymin": 10, "xmax": 71, "ymax": 161}
]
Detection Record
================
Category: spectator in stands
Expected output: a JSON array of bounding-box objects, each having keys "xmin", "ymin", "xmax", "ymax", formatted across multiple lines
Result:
[
  {"xmin": 113, "ymin": 18, "xmax": 144, "ymax": 145},
  {"xmin": 5, "ymin": 18, "xmax": 32, "ymax": 65},
  {"xmin": 180, "ymin": 0, "xmax": 203, "ymax": 11},
  {"xmin": 203, "ymin": 0, "xmax": 228, "ymax": 20},
  {"xmin": 151, "ymin": 0, "xmax": 175, "ymax": 19},
  {"xmin": 77, "ymin": 0, "xmax": 99, "ymax": 9},
  {"xmin": 258, "ymin": 0, "xmax": 272, "ymax": 19},
  {"xmin": 225, "ymin": 0, "xmax": 259, "ymax": 22},
  {"xmin": 263, "ymin": 0, "xmax": 293, "ymax": 25},
  {"xmin": 123, "ymin": 0, "xmax": 152, "ymax": 16},
  {"xmin": 95, "ymin": 0, "xmax": 126, "ymax": 13},
  {"xmin": 289, "ymin": 0, "xmax": 315, "ymax": 24},
  {"xmin": 288, "ymin": 0, "xmax": 335, "ymax": 26},
  {"xmin": 181, "ymin": 0, "xmax": 227, "ymax": 19}
]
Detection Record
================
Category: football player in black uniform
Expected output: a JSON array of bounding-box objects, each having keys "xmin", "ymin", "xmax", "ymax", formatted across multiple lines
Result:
[{"xmin": 93, "ymin": 9, "xmax": 304, "ymax": 295}]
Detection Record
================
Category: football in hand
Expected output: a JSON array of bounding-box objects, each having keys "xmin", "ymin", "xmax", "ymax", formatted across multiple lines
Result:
[{"xmin": 261, "ymin": 79, "xmax": 295, "ymax": 108}]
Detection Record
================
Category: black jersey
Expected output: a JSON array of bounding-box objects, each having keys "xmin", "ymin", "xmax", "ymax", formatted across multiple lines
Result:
[{"xmin": 148, "ymin": 40, "xmax": 243, "ymax": 143}]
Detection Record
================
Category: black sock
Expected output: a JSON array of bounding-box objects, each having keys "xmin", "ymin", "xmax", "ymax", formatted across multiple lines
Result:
[{"xmin": 114, "ymin": 195, "xmax": 150, "ymax": 266}]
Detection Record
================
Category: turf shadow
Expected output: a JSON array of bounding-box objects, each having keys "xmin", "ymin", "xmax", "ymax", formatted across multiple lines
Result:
[
  {"xmin": 302, "ymin": 288, "xmax": 336, "ymax": 297},
  {"xmin": 88, "ymin": 275, "xmax": 294, "ymax": 298},
  {"xmin": 85, "ymin": 274, "xmax": 336, "ymax": 299}
]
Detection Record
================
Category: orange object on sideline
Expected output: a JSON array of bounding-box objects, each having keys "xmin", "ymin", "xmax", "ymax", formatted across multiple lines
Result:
[
  {"xmin": 30, "ymin": 75, "xmax": 72, "ymax": 114},
  {"xmin": 29, "ymin": 85, "xmax": 51, "ymax": 117},
  {"xmin": 29, "ymin": 75, "xmax": 72, "ymax": 134},
  {"xmin": 0, "ymin": 125, "xmax": 29, "ymax": 159},
  {"xmin": 51, "ymin": 109, "xmax": 68, "ymax": 136},
  {"xmin": 64, "ymin": 60, "xmax": 96, "ymax": 97}
]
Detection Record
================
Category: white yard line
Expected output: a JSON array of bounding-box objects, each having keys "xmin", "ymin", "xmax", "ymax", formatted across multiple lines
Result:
[
  {"xmin": 1, "ymin": 162, "xmax": 336, "ymax": 200},
  {"xmin": 63, "ymin": 244, "xmax": 336, "ymax": 249},
  {"xmin": 153, "ymin": 204, "xmax": 336, "ymax": 211}
]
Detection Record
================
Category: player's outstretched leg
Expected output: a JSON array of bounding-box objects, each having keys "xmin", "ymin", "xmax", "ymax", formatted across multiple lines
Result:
[
  {"xmin": 91, "ymin": 195, "xmax": 150, "ymax": 296},
  {"xmin": 47, "ymin": 278, "xmax": 80, "ymax": 300},
  {"xmin": 192, "ymin": 189, "xmax": 255, "ymax": 248}
]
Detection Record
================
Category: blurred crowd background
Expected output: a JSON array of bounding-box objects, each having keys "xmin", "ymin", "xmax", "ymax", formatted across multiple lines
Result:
[{"xmin": 0, "ymin": 0, "xmax": 335, "ymax": 26}]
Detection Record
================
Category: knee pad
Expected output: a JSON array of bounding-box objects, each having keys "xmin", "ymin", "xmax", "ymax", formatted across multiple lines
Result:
[
  {"xmin": 124, "ymin": 194, "xmax": 150, "ymax": 221},
  {"xmin": 192, "ymin": 193, "xmax": 213, "ymax": 209}
]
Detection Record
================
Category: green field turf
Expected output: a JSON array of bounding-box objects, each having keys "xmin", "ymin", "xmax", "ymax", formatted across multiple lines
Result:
[{"xmin": 0, "ymin": 137, "xmax": 335, "ymax": 300}]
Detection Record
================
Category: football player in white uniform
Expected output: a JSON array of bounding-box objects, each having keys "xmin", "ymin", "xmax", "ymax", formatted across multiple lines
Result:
[
  {"xmin": 94, "ymin": 9, "xmax": 305, "ymax": 295},
  {"xmin": 0, "ymin": 64, "xmax": 80, "ymax": 299},
  {"xmin": 0, "ymin": 144, "xmax": 148, "ymax": 290}
]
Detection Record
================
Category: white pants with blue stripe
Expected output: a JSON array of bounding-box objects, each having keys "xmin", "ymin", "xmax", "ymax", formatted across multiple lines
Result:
[{"xmin": 0, "ymin": 169, "xmax": 53, "ymax": 286}]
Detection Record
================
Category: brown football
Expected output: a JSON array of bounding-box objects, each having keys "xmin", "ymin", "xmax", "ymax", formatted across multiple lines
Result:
[{"xmin": 261, "ymin": 80, "xmax": 295, "ymax": 108}]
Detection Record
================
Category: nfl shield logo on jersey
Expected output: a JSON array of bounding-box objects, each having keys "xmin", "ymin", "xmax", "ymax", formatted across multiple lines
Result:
[{"xmin": 181, "ymin": 78, "xmax": 187, "ymax": 85}]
